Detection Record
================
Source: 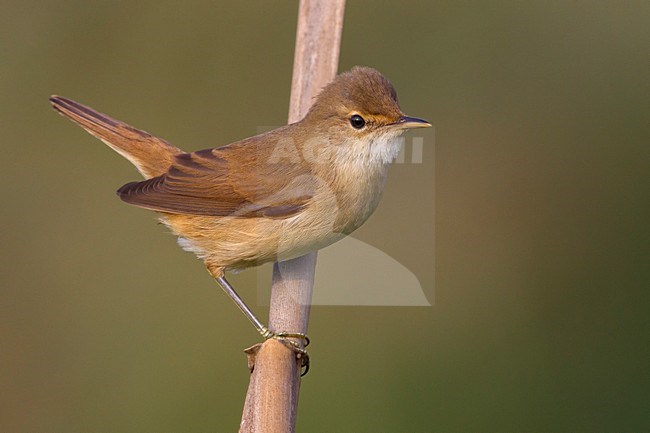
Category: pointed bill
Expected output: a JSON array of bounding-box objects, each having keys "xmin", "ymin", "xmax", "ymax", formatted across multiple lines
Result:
[{"xmin": 388, "ymin": 116, "xmax": 432, "ymax": 129}]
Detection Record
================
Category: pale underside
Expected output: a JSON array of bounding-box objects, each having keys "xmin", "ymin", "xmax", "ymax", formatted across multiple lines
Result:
[{"xmin": 161, "ymin": 133, "xmax": 404, "ymax": 277}]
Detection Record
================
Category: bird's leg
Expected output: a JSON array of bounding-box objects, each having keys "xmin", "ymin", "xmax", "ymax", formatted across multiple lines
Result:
[
  {"xmin": 214, "ymin": 275, "xmax": 310, "ymax": 374},
  {"xmin": 213, "ymin": 275, "xmax": 310, "ymax": 350},
  {"xmin": 214, "ymin": 275, "xmax": 269, "ymax": 337}
]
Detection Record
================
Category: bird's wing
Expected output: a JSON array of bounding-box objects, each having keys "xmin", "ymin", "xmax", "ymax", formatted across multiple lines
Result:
[{"xmin": 117, "ymin": 134, "xmax": 315, "ymax": 218}]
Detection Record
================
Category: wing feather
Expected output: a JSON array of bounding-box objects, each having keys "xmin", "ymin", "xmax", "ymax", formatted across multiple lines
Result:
[{"xmin": 117, "ymin": 130, "xmax": 314, "ymax": 218}]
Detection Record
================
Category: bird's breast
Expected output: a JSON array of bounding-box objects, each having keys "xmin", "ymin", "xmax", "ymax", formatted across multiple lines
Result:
[{"xmin": 324, "ymin": 149, "xmax": 395, "ymax": 235}]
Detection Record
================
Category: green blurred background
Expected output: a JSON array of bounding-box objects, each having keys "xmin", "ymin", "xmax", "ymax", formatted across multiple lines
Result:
[{"xmin": 1, "ymin": 1, "xmax": 648, "ymax": 431}]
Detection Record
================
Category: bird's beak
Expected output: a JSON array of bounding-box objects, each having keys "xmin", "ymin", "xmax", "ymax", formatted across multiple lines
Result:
[{"xmin": 388, "ymin": 116, "xmax": 432, "ymax": 129}]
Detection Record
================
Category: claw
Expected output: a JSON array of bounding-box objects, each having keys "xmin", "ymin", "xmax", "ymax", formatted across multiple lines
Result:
[
  {"xmin": 260, "ymin": 328, "xmax": 310, "ymax": 376},
  {"xmin": 274, "ymin": 332, "xmax": 310, "ymax": 348}
]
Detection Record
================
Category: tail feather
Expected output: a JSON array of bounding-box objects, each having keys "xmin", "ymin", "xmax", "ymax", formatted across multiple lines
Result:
[{"xmin": 50, "ymin": 95, "xmax": 182, "ymax": 178}]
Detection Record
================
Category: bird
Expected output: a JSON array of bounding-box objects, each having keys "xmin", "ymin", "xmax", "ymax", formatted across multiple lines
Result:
[{"xmin": 50, "ymin": 66, "xmax": 430, "ymax": 346}]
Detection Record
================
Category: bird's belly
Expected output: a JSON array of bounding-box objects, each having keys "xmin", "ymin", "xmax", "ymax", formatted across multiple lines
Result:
[
  {"xmin": 162, "ymin": 205, "xmax": 346, "ymax": 272},
  {"xmin": 161, "ymin": 166, "xmax": 387, "ymax": 272}
]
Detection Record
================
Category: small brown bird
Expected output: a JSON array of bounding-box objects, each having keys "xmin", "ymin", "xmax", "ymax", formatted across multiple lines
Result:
[{"xmin": 51, "ymin": 66, "xmax": 430, "ymax": 342}]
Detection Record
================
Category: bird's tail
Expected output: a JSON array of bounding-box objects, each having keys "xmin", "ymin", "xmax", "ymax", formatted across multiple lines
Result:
[{"xmin": 50, "ymin": 96, "xmax": 182, "ymax": 178}]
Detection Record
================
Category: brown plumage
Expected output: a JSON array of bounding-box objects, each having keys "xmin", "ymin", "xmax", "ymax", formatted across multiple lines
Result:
[
  {"xmin": 116, "ymin": 127, "xmax": 314, "ymax": 218},
  {"xmin": 50, "ymin": 96, "xmax": 182, "ymax": 178},
  {"xmin": 50, "ymin": 66, "xmax": 430, "ymax": 278}
]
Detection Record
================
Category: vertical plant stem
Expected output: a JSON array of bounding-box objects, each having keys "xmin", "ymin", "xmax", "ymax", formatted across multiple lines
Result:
[{"xmin": 238, "ymin": 1, "xmax": 346, "ymax": 432}]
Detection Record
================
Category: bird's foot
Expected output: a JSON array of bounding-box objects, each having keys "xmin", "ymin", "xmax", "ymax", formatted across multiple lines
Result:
[{"xmin": 259, "ymin": 327, "xmax": 310, "ymax": 376}]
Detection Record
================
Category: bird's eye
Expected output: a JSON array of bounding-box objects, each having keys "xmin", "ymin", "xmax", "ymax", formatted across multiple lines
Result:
[{"xmin": 349, "ymin": 114, "xmax": 366, "ymax": 129}]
